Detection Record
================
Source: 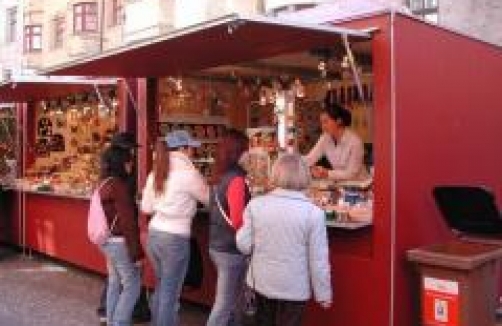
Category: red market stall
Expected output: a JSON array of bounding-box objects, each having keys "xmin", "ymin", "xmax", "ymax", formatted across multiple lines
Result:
[
  {"xmin": 0, "ymin": 76, "xmax": 128, "ymax": 273},
  {"xmin": 39, "ymin": 10, "xmax": 502, "ymax": 326}
]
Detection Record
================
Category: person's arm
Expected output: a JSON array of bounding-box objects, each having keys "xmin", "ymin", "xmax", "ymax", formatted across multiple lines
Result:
[
  {"xmin": 304, "ymin": 134, "xmax": 325, "ymax": 167},
  {"xmin": 114, "ymin": 180, "xmax": 144, "ymax": 262},
  {"xmin": 328, "ymin": 139, "xmax": 365, "ymax": 180},
  {"xmin": 236, "ymin": 205, "xmax": 253, "ymax": 255},
  {"xmin": 226, "ymin": 176, "xmax": 246, "ymax": 230},
  {"xmin": 140, "ymin": 173, "xmax": 155, "ymax": 215},
  {"xmin": 188, "ymin": 170, "xmax": 210, "ymax": 206},
  {"xmin": 308, "ymin": 207, "xmax": 332, "ymax": 308}
]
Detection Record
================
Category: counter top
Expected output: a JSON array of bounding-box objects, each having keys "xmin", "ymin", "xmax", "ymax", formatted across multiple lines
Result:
[
  {"xmin": 325, "ymin": 220, "xmax": 372, "ymax": 230},
  {"xmin": 3, "ymin": 185, "xmax": 90, "ymax": 200}
]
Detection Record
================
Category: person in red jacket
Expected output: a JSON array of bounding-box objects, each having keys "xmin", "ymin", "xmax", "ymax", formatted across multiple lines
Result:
[{"xmin": 207, "ymin": 128, "xmax": 250, "ymax": 326}]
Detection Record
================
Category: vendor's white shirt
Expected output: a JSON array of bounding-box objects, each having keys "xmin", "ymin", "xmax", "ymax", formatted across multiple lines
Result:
[
  {"xmin": 305, "ymin": 129, "xmax": 369, "ymax": 181},
  {"xmin": 141, "ymin": 151, "xmax": 209, "ymax": 236}
]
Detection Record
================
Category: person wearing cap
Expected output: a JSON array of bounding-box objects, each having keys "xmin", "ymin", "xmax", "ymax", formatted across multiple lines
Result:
[
  {"xmin": 97, "ymin": 131, "xmax": 149, "ymax": 324},
  {"xmin": 140, "ymin": 130, "xmax": 209, "ymax": 326}
]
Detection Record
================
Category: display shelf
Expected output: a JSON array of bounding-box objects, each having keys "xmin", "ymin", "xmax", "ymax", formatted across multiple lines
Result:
[
  {"xmin": 9, "ymin": 186, "xmax": 90, "ymax": 200},
  {"xmin": 158, "ymin": 114, "xmax": 228, "ymax": 125},
  {"xmin": 199, "ymin": 139, "xmax": 218, "ymax": 144},
  {"xmin": 325, "ymin": 220, "xmax": 372, "ymax": 229},
  {"xmin": 193, "ymin": 158, "xmax": 215, "ymax": 164}
]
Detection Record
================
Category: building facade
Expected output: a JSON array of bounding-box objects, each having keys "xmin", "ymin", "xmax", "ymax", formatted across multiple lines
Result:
[
  {"xmin": 0, "ymin": 0, "xmax": 501, "ymax": 82},
  {"xmin": 0, "ymin": 0, "xmax": 24, "ymax": 80},
  {"xmin": 0, "ymin": 0, "xmax": 263, "ymax": 78}
]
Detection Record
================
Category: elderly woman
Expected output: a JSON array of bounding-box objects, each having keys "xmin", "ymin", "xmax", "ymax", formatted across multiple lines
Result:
[{"xmin": 236, "ymin": 153, "xmax": 332, "ymax": 326}]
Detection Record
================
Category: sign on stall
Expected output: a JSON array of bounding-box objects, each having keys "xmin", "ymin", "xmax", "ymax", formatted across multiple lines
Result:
[{"xmin": 423, "ymin": 277, "xmax": 459, "ymax": 326}]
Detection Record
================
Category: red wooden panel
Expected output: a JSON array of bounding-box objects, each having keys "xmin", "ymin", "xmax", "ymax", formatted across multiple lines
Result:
[
  {"xmin": 24, "ymin": 194, "xmax": 106, "ymax": 274},
  {"xmin": 393, "ymin": 14, "xmax": 502, "ymax": 326},
  {"xmin": 299, "ymin": 14, "xmax": 394, "ymax": 326}
]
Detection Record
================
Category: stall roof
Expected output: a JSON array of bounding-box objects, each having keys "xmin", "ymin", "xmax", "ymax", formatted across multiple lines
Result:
[
  {"xmin": 43, "ymin": 14, "xmax": 371, "ymax": 77},
  {"xmin": 0, "ymin": 76, "xmax": 116, "ymax": 102}
]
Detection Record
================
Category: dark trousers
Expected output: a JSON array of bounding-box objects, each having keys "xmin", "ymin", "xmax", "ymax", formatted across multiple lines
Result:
[{"xmin": 255, "ymin": 292, "xmax": 307, "ymax": 326}]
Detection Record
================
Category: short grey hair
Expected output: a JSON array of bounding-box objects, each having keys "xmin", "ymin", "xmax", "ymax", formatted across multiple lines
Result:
[{"xmin": 270, "ymin": 153, "xmax": 311, "ymax": 191}]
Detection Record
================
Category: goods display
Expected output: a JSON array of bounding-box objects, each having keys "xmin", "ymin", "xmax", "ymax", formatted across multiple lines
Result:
[
  {"xmin": 155, "ymin": 75, "xmax": 374, "ymax": 226},
  {"xmin": 0, "ymin": 109, "xmax": 17, "ymax": 184},
  {"xmin": 18, "ymin": 91, "xmax": 118, "ymax": 196}
]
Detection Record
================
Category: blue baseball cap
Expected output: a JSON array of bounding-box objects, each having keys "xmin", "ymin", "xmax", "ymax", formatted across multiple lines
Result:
[{"xmin": 165, "ymin": 130, "xmax": 201, "ymax": 149}]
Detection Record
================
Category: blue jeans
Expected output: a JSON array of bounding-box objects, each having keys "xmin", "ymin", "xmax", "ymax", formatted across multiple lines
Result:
[
  {"xmin": 101, "ymin": 240, "xmax": 141, "ymax": 326},
  {"xmin": 207, "ymin": 249, "xmax": 247, "ymax": 326},
  {"xmin": 147, "ymin": 230, "xmax": 190, "ymax": 326}
]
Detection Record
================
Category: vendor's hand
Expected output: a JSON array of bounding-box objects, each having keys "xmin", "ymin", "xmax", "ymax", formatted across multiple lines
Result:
[
  {"xmin": 311, "ymin": 166, "xmax": 329, "ymax": 179},
  {"xmin": 319, "ymin": 300, "xmax": 332, "ymax": 309},
  {"xmin": 134, "ymin": 259, "xmax": 143, "ymax": 267}
]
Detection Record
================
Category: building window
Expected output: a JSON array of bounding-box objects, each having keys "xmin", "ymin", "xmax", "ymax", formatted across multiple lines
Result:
[
  {"xmin": 6, "ymin": 7, "xmax": 17, "ymax": 43},
  {"xmin": 73, "ymin": 2, "xmax": 98, "ymax": 33},
  {"xmin": 53, "ymin": 17, "xmax": 65, "ymax": 49},
  {"xmin": 408, "ymin": 0, "xmax": 439, "ymax": 23},
  {"xmin": 111, "ymin": 0, "xmax": 124, "ymax": 26},
  {"xmin": 24, "ymin": 25, "xmax": 42, "ymax": 52},
  {"xmin": 271, "ymin": 3, "xmax": 316, "ymax": 16}
]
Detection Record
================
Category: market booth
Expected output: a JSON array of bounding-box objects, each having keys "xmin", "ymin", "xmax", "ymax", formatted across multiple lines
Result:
[
  {"xmin": 40, "ymin": 10, "xmax": 502, "ymax": 326},
  {"xmin": 0, "ymin": 76, "xmax": 127, "ymax": 272}
]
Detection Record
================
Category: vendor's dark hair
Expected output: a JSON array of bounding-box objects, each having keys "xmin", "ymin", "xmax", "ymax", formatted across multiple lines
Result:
[
  {"xmin": 214, "ymin": 128, "xmax": 249, "ymax": 182},
  {"xmin": 100, "ymin": 146, "xmax": 132, "ymax": 180},
  {"xmin": 323, "ymin": 101, "xmax": 352, "ymax": 127}
]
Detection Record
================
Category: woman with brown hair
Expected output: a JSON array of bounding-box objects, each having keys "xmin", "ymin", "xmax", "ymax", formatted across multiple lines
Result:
[
  {"xmin": 98, "ymin": 146, "xmax": 143, "ymax": 326},
  {"xmin": 207, "ymin": 128, "xmax": 250, "ymax": 326},
  {"xmin": 140, "ymin": 130, "xmax": 209, "ymax": 326}
]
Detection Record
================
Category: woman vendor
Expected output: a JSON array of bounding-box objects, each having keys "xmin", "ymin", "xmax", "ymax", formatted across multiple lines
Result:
[{"xmin": 305, "ymin": 101, "xmax": 369, "ymax": 181}]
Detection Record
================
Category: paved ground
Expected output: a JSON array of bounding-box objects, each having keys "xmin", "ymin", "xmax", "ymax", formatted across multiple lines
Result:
[{"xmin": 0, "ymin": 246, "xmax": 209, "ymax": 326}]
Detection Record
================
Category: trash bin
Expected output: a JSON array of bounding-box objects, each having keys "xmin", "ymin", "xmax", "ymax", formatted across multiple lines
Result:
[{"xmin": 408, "ymin": 240, "xmax": 502, "ymax": 326}]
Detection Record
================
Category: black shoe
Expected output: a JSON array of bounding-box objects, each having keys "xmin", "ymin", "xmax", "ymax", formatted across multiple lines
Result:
[{"xmin": 96, "ymin": 307, "xmax": 107, "ymax": 323}]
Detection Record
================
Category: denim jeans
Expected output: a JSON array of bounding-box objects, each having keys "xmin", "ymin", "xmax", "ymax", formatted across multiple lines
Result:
[
  {"xmin": 100, "ymin": 240, "xmax": 141, "ymax": 326},
  {"xmin": 147, "ymin": 230, "xmax": 190, "ymax": 326},
  {"xmin": 207, "ymin": 249, "xmax": 247, "ymax": 326}
]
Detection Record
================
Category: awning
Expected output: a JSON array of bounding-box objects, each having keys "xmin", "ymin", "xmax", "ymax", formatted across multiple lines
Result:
[
  {"xmin": 43, "ymin": 14, "xmax": 371, "ymax": 77},
  {"xmin": 0, "ymin": 76, "xmax": 116, "ymax": 102}
]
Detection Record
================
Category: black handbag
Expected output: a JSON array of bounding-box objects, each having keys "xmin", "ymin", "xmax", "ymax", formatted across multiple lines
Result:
[{"xmin": 240, "ymin": 207, "xmax": 258, "ymax": 326}]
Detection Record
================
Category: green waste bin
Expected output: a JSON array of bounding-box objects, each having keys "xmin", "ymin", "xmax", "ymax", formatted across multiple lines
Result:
[{"xmin": 408, "ymin": 240, "xmax": 502, "ymax": 326}]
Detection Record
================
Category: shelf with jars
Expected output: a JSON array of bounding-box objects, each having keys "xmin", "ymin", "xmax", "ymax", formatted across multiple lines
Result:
[
  {"xmin": 156, "ymin": 76, "xmax": 246, "ymax": 180},
  {"xmin": 157, "ymin": 115, "xmax": 228, "ymax": 180}
]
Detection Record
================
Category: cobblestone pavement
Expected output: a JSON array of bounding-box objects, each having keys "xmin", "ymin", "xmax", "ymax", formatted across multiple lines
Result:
[{"xmin": 0, "ymin": 246, "xmax": 208, "ymax": 326}]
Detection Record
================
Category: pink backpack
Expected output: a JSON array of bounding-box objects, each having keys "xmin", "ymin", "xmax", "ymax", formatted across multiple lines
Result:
[{"xmin": 87, "ymin": 177, "xmax": 118, "ymax": 245}]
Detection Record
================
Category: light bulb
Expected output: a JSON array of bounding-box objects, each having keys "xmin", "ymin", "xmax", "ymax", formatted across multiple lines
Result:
[
  {"xmin": 318, "ymin": 60, "xmax": 326, "ymax": 72},
  {"xmin": 294, "ymin": 78, "xmax": 305, "ymax": 98}
]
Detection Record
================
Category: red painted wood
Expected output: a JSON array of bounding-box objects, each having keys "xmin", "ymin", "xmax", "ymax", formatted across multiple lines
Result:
[
  {"xmin": 392, "ymin": 14, "xmax": 502, "ymax": 326},
  {"xmin": 302, "ymin": 14, "xmax": 394, "ymax": 326},
  {"xmin": 24, "ymin": 193, "xmax": 106, "ymax": 274}
]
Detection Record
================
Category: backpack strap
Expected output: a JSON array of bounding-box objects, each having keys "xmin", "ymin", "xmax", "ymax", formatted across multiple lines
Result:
[
  {"xmin": 97, "ymin": 177, "xmax": 118, "ymax": 233},
  {"xmin": 214, "ymin": 186, "xmax": 233, "ymax": 228},
  {"xmin": 97, "ymin": 177, "xmax": 114, "ymax": 192}
]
